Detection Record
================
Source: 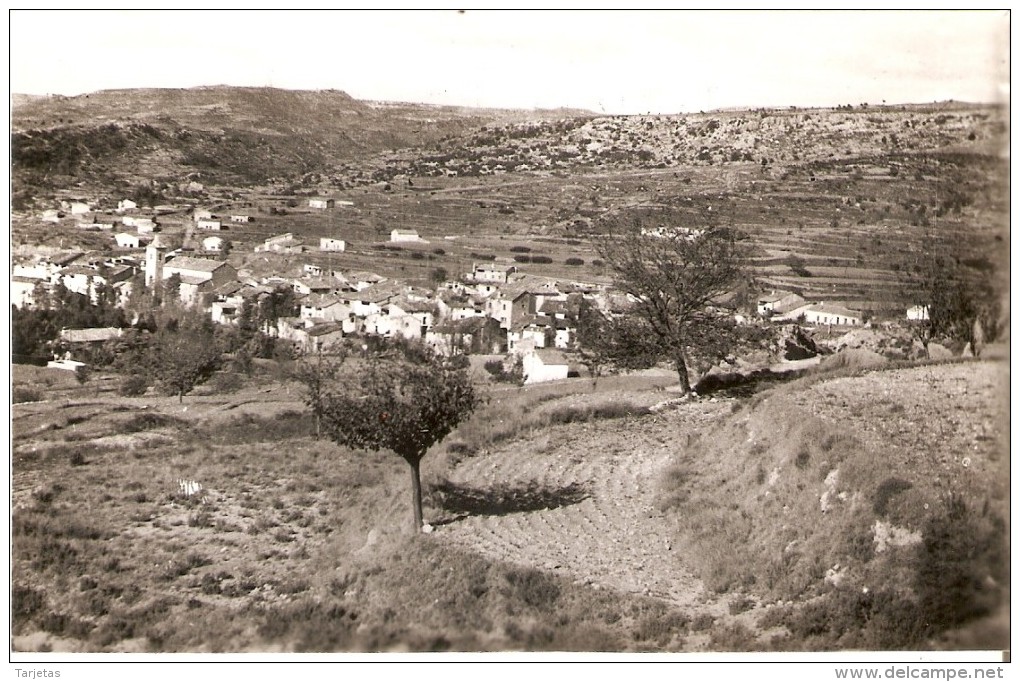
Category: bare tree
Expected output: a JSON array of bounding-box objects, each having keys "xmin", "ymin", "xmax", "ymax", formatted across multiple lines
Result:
[
  {"xmin": 317, "ymin": 341, "xmax": 479, "ymax": 530},
  {"xmin": 593, "ymin": 223, "xmax": 748, "ymax": 392}
]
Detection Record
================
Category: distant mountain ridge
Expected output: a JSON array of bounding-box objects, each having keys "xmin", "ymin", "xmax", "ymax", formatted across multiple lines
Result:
[{"xmin": 10, "ymin": 85, "xmax": 595, "ymax": 190}]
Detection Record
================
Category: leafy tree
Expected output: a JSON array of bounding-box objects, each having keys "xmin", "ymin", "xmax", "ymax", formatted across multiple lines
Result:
[
  {"xmin": 593, "ymin": 219, "xmax": 749, "ymax": 392},
  {"xmin": 74, "ymin": 364, "xmax": 92, "ymax": 392},
  {"xmin": 258, "ymin": 285, "xmax": 298, "ymax": 335},
  {"xmin": 317, "ymin": 341, "xmax": 479, "ymax": 530},
  {"xmin": 146, "ymin": 327, "xmax": 222, "ymax": 402},
  {"xmin": 162, "ymin": 273, "xmax": 182, "ymax": 305}
]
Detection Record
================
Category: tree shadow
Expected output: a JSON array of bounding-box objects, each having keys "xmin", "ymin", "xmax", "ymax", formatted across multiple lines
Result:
[{"xmin": 428, "ymin": 480, "xmax": 589, "ymax": 520}]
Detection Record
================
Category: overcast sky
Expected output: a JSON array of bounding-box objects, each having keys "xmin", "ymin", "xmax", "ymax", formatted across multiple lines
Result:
[{"xmin": 10, "ymin": 10, "xmax": 1010, "ymax": 114}]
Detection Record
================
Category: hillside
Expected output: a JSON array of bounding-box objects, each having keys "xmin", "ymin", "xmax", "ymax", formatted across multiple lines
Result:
[
  {"xmin": 10, "ymin": 357, "xmax": 1008, "ymax": 652},
  {"xmin": 10, "ymin": 86, "xmax": 593, "ymax": 192}
]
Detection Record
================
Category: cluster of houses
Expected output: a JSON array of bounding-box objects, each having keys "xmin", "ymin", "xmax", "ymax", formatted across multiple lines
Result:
[
  {"xmin": 17, "ymin": 201, "xmax": 885, "ymax": 384},
  {"xmin": 756, "ymin": 290, "xmax": 865, "ymax": 327}
]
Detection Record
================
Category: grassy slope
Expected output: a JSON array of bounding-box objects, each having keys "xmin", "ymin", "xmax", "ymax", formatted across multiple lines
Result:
[
  {"xmin": 658, "ymin": 360, "xmax": 1009, "ymax": 650},
  {"xmin": 11, "ymin": 369, "xmax": 697, "ymax": 653}
]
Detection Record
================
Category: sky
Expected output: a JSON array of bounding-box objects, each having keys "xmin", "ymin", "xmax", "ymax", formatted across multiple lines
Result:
[{"xmin": 9, "ymin": 10, "xmax": 1011, "ymax": 114}]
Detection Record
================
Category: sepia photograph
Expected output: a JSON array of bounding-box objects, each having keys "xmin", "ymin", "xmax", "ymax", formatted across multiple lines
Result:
[{"xmin": 7, "ymin": 8, "xmax": 1011, "ymax": 676}]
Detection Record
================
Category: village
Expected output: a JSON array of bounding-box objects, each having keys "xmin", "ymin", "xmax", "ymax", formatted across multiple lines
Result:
[{"xmin": 9, "ymin": 191, "xmax": 895, "ymax": 387}]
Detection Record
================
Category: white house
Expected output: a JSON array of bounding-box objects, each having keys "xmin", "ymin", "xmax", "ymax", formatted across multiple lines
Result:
[
  {"xmin": 522, "ymin": 348, "xmax": 572, "ymax": 384},
  {"xmin": 196, "ymin": 219, "xmax": 222, "ymax": 231},
  {"xmin": 194, "ymin": 209, "xmax": 214, "ymax": 221},
  {"xmin": 907, "ymin": 305, "xmax": 930, "ymax": 321},
  {"xmin": 117, "ymin": 199, "xmax": 138, "ymax": 212},
  {"xmin": 471, "ymin": 263, "xmax": 517, "ymax": 284},
  {"xmin": 202, "ymin": 236, "xmax": 224, "ymax": 252},
  {"xmin": 757, "ymin": 290, "xmax": 807, "ymax": 316},
  {"xmin": 300, "ymin": 294, "xmax": 349, "ymax": 322},
  {"xmin": 40, "ymin": 209, "xmax": 61, "ymax": 223},
  {"xmin": 115, "ymin": 232, "xmax": 143, "ymax": 249},
  {"xmin": 799, "ymin": 303, "xmax": 863, "ymax": 327},
  {"xmin": 81, "ymin": 221, "xmax": 114, "ymax": 231},
  {"xmin": 68, "ymin": 202, "xmax": 91, "ymax": 215},
  {"xmin": 11, "ymin": 276, "xmax": 41, "ymax": 308},
  {"xmin": 391, "ymin": 229, "xmax": 427, "ymax": 243},
  {"xmin": 230, "ymin": 215, "xmax": 251, "ymax": 223},
  {"xmin": 309, "ymin": 198, "xmax": 335, "ymax": 209},
  {"xmin": 256, "ymin": 233, "xmax": 305, "ymax": 253},
  {"xmin": 320, "ymin": 237, "xmax": 346, "ymax": 252}
]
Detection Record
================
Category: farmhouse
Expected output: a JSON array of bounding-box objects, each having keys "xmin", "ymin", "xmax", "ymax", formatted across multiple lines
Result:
[
  {"xmin": 320, "ymin": 237, "xmax": 346, "ymax": 252},
  {"xmin": 67, "ymin": 201, "xmax": 91, "ymax": 215},
  {"xmin": 390, "ymin": 229, "xmax": 428, "ymax": 243},
  {"xmin": 117, "ymin": 199, "xmax": 138, "ymax": 212},
  {"xmin": 40, "ymin": 210, "xmax": 61, "ymax": 223},
  {"xmin": 757, "ymin": 290, "xmax": 807, "ymax": 316},
  {"xmin": 230, "ymin": 215, "xmax": 252, "ymax": 223},
  {"xmin": 798, "ymin": 303, "xmax": 864, "ymax": 327},
  {"xmin": 309, "ymin": 198, "xmax": 335, "ymax": 209},
  {"xmin": 521, "ymin": 348, "xmax": 573, "ymax": 385},
  {"xmin": 196, "ymin": 219, "xmax": 222, "ymax": 231},
  {"xmin": 194, "ymin": 209, "xmax": 214, "ymax": 221}
]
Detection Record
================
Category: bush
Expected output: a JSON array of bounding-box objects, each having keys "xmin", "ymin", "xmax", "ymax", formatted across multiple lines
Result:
[
  {"xmin": 209, "ymin": 371, "xmax": 244, "ymax": 394},
  {"xmin": 914, "ymin": 494, "xmax": 1008, "ymax": 632},
  {"xmin": 564, "ymin": 257, "xmax": 584, "ymax": 266},
  {"xmin": 873, "ymin": 477, "xmax": 913, "ymax": 517},
  {"xmin": 531, "ymin": 255, "xmax": 553, "ymax": 264},
  {"xmin": 118, "ymin": 375, "xmax": 148, "ymax": 397},
  {"xmin": 513, "ymin": 255, "xmax": 531, "ymax": 263},
  {"xmin": 510, "ymin": 246, "xmax": 532, "ymax": 253},
  {"xmin": 13, "ymin": 386, "xmax": 43, "ymax": 403}
]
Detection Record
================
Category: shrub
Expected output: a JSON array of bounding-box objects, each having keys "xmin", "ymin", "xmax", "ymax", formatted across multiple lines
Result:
[
  {"xmin": 510, "ymin": 245, "xmax": 532, "ymax": 253},
  {"xmin": 564, "ymin": 257, "xmax": 584, "ymax": 266},
  {"xmin": 118, "ymin": 374, "xmax": 148, "ymax": 397},
  {"xmin": 210, "ymin": 371, "xmax": 244, "ymax": 394},
  {"xmin": 513, "ymin": 255, "xmax": 531, "ymax": 263},
  {"xmin": 531, "ymin": 255, "xmax": 553, "ymax": 264},
  {"xmin": 872, "ymin": 477, "xmax": 913, "ymax": 517},
  {"xmin": 13, "ymin": 386, "xmax": 43, "ymax": 403},
  {"xmin": 914, "ymin": 494, "xmax": 1007, "ymax": 632}
]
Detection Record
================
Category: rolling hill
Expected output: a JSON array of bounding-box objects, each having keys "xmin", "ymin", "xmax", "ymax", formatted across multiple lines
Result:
[{"xmin": 10, "ymin": 86, "xmax": 594, "ymax": 191}]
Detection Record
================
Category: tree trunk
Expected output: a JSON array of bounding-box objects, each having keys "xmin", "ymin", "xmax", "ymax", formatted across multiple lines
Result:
[
  {"xmin": 674, "ymin": 352, "xmax": 692, "ymax": 393},
  {"xmin": 408, "ymin": 458, "xmax": 424, "ymax": 531},
  {"xmin": 179, "ymin": 390, "xmax": 184, "ymax": 404}
]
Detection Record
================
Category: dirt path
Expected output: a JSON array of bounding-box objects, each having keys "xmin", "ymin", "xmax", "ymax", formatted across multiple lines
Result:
[{"xmin": 431, "ymin": 399, "xmax": 747, "ymax": 624}]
